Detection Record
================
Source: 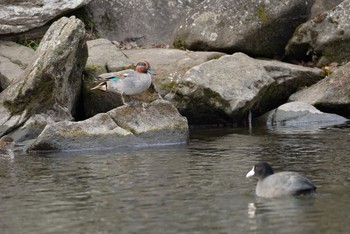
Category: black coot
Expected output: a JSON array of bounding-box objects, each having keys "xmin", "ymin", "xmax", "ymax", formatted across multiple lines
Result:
[{"xmin": 246, "ymin": 162, "xmax": 316, "ymax": 197}]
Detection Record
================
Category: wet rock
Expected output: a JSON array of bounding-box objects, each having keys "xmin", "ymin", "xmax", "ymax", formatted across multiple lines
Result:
[
  {"xmin": 27, "ymin": 100, "xmax": 189, "ymax": 152},
  {"xmin": 165, "ymin": 52, "xmax": 323, "ymax": 125},
  {"xmin": 171, "ymin": 0, "xmax": 313, "ymax": 57},
  {"xmin": 0, "ymin": 16, "xmax": 87, "ymax": 139},
  {"xmin": 0, "ymin": 0, "xmax": 92, "ymax": 34},
  {"xmin": 289, "ymin": 61, "xmax": 350, "ymax": 118},
  {"xmin": 286, "ymin": 0, "xmax": 350, "ymax": 67},
  {"xmin": 257, "ymin": 101, "xmax": 347, "ymax": 127},
  {"xmin": 26, "ymin": 112, "xmax": 135, "ymax": 152},
  {"xmin": 0, "ymin": 41, "xmax": 35, "ymax": 90},
  {"xmin": 9, "ymin": 114, "xmax": 57, "ymax": 142}
]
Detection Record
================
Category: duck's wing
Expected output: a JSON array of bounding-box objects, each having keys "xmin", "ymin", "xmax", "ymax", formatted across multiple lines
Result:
[
  {"xmin": 98, "ymin": 69, "xmax": 134, "ymax": 81},
  {"xmin": 98, "ymin": 72, "xmax": 121, "ymax": 81}
]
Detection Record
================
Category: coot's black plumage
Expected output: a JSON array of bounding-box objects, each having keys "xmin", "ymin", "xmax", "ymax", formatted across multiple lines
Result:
[{"xmin": 246, "ymin": 162, "xmax": 316, "ymax": 198}]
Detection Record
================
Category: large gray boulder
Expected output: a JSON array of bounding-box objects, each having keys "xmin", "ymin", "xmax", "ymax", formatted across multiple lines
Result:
[
  {"xmin": 27, "ymin": 100, "xmax": 189, "ymax": 152},
  {"xmin": 0, "ymin": 0, "xmax": 92, "ymax": 34},
  {"xmin": 165, "ymin": 53, "xmax": 323, "ymax": 125},
  {"xmin": 0, "ymin": 41, "xmax": 35, "ymax": 91},
  {"xmin": 286, "ymin": 0, "xmax": 350, "ymax": 67},
  {"xmin": 289, "ymin": 61, "xmax": 350, "ymax": 117},
  {"xmin": 171, "ymin": 0, "xmax": 313, "ymax": 57},
  {"xmin": 0, "ymin": 16, "xmax": 87, "ymax": 138},
  {"xmin": 86, "ymin": 0, "xmax": 202, "ymax": 46},
  {"xmin": 258, "ymin": 101, "xmax": 347, "ymax": 127}
]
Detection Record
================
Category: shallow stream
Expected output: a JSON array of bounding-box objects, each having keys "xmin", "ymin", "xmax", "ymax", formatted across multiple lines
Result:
[{"xmin": 1, "ymin": 124, "xmax": 350, "ymax": 233}]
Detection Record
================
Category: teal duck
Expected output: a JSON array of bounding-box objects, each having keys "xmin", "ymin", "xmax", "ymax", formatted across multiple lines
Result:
[{"xmin": 91, "ymin": 61, "xmax": 156, "ymax": 104}]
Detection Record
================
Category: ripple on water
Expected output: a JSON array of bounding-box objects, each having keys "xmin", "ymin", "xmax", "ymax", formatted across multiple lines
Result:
[{"xmin": 1, "ymin": 125, "xmax": 350, "ymax": 233}]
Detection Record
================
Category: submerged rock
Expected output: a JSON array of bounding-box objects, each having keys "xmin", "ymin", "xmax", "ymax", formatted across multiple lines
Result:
[
  {"xmin": 27, "ymin": 100, "xmax": 189, "ymax": 152},
  {"xmin": 257, "ymin": 101, "xmax": 347, "ymax": 127}
]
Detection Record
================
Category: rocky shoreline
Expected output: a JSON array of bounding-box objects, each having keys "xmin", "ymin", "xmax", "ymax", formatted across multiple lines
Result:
[{"xmin": 0, "ymin": 0, "xmax": 349, "ymax": 152}]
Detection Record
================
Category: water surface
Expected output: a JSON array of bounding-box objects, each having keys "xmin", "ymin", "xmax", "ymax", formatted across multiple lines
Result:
[{"xmin": 1, "ymin": 124, "xmax": 350, "ymax": 233}]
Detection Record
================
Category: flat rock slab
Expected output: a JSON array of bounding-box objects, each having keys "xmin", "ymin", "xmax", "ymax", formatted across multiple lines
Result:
[
  {"xmin": 86, "ymin": 38, "xmax": 133, "ymax": 73},
  {"xmin": 0, "ymin": 0, "xmax": 92, "ymax": 34},
  {"xmin": 27, "ymin": 100, "xmax": 189, "ymax": 152}
]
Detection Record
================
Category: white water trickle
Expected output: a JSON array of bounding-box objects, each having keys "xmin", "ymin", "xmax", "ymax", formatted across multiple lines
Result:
[{"xmin": 248, "ymin": 110, "xmax": 252, "ymax": 133}]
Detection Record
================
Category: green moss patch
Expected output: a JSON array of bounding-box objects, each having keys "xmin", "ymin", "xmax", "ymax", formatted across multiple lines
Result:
[
  {"xmin": 16, "ymin": 38, "xmax": 40, "ymax": 51},
  {"xmin": 173, "ymin": 39, "xmax": 187, "ymax": 50},
  {"xmin": 4, "ymin": 68, "xmax": 55, "ymax": 117},
  {"xmin": 257, "ymin": 3, "xmax": 269, "ymax": 23}
]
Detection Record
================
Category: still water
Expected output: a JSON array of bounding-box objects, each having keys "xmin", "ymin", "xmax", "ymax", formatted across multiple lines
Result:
[{"xmin": 1, "ymin": 124, "xmax": 350, "ymax": 234}]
